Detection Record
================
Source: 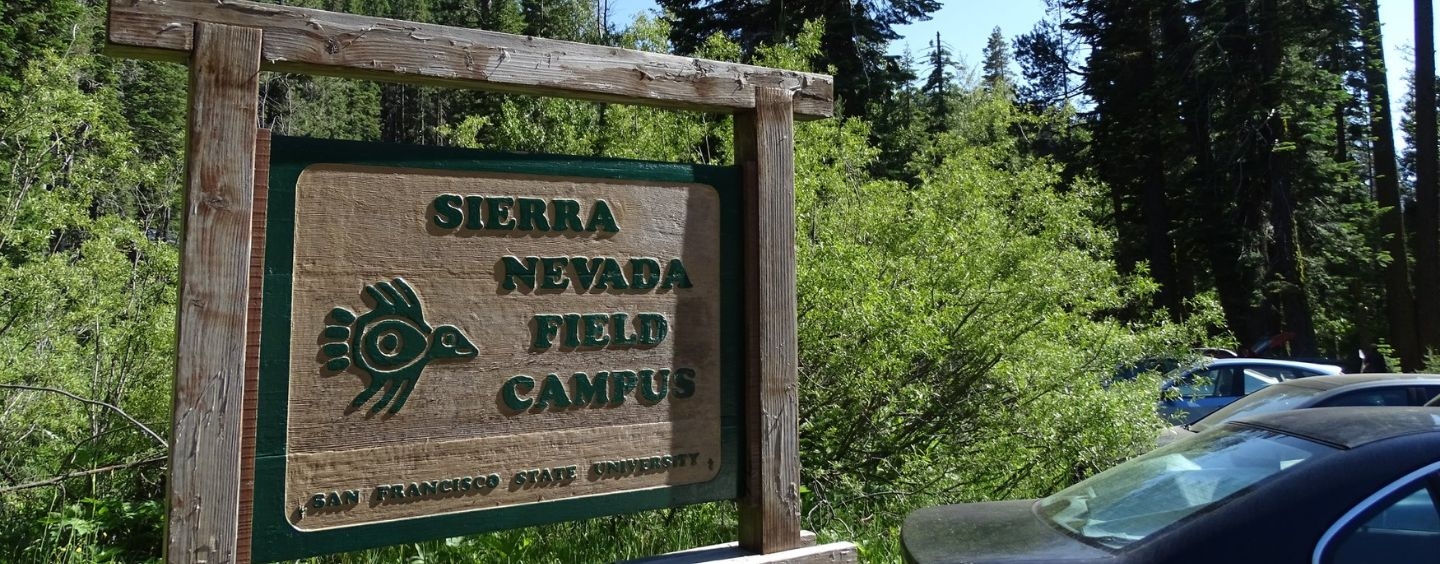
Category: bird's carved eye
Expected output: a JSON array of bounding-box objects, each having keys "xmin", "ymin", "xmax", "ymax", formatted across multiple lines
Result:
[{"xmin": 442, "ymin": 333, "xmax": 456, "ymax": 347}]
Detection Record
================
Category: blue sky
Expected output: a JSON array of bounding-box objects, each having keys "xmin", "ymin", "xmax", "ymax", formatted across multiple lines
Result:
[{"xmin": 611, "ymin": 0, "xmax": 1434, "ymax": 122}]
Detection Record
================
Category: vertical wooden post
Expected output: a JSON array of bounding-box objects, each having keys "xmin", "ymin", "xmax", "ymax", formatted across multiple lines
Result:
[
  {"xmin": 167, "ymin": 23, "xmax": 262, "ymax": 564},
  {"xmin": 736, "ymin": 87, "xmax": 802, "ymax": 554}
]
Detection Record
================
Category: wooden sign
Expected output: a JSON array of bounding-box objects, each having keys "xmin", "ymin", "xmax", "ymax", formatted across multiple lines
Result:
[
  {"xmin": 106, "ymin": 1, "xmax": 854, "ymax": 561},
  {"xmin": 249, "ymin": 138, "xmax": 742, "ymax": 561}
]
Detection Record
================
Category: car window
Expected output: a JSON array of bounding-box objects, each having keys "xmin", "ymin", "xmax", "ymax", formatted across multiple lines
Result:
[
  {"xmin": 1189, "ymin": 384, "xmax": 1326, "ymax": 432},
  {"xmin": 1315, "ymin": 388, "xmax": 1414, "ymax": 408},
  {"xmin": 1174, "ymin": 369, "xmax": 1219, "ymax": 398},
  {"xmin": 1326, "ymin": 479, "xmax": 1440, "ymax": 564},
  {"xmin": 1038, "ymin": 426, "xmax": 1335, "ymax": 550},
  {"xmin": 1242, "ymin": 370, "xmax": 1279, "ymax": 394},
  {"xmin": 1422, "ymin": 386, "xmax": 1440, "ymax": 405},
  {"xmin": 1250, "ymin": 366, "xmax": 1301, "ymax": 380}
]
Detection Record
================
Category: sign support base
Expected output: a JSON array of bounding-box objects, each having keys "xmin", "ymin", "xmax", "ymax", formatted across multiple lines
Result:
[{"xmin": 620, "ymin": 531, "xmax": 856, "ymax": 564}]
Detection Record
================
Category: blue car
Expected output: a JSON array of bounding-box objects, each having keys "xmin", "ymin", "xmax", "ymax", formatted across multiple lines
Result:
[{"xmin": 1158, "ymin": 358, "xmax": 1341, "ymax": 424}]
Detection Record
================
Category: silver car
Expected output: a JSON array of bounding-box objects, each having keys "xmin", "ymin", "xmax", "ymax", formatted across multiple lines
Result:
[{"xmin": 1159, "ymin": 373, "xmax": 1440, "ymax": 446}]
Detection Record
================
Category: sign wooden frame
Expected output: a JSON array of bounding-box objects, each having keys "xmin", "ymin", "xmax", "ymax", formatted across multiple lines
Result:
[{"xmin": 106, "ymin": 0, "xmax": 847, "ymax": 562}]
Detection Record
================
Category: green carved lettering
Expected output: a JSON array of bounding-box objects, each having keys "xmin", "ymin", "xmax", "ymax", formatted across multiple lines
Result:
[
  {"xmin": 535, "ymin": 373, "xmax": 572, "ymax": 409},
  {"xmin": 630, "ymin": 258, "xmax": 661, "ymax": 289},
  {"xmin": 460, "ymin": 476, "xmax": 473, "ymax": 491},
  {"xmin": 610, "ymin": 313, "xmax": 637, "ymax": 345},
  {"xmin": 532, "ymin": 314, "xmax": 563, "ymax": 349},
  {"xmin": 503, "ymin": 375, "xmax": 535, "ymax": 410},
  {"xmin": 562, "ymin": 313, "xmax": 581, "ymax": 347},
  {"xmin": 594, "ymin": 258, "xmax": 629, "ymax": 289},
  {"xmin": 439, "ymin": 480, "xmax": 453, "ymax": 493},
  {"xmin": 309, "ymin": 494, "xmax": 326, "ymax": 509},
  {"xmin": 390, "ymin": 485, "xmax": 404, "ymax": 498},
  {"xmin": 485, "ymin": 474, "xmax": 501, "ymax": 488},
  {"xmin": 432, "ymin": 194, "xmax": 463, "ymax": 229},
  {"xmin": 673, "ymin": 368, "xmax": 696, "ymax": 398},
  {"xmin": 570, "ymin": 257, "xmax": 602, "ymax": 288},
  {"xmin": 661, "ymin": 258, "xmax": 693, "ymax": 289},
  {"xmin": 552, "ymin": 199, "xmax": 584, "ymax": 231},
  {"xmin": 637, "ymin": 313, "xmax": 669, "ymax": 345},
  {"xmin": 573, "ymin": 371, "xmax": 609, "ymax": 405},
  {"xmin": 420, "ymin": 481, "xmax": 438, "ymax": 495},
  {"xmin": 464, "ymin": 195, "xmax": 485, "ymax": 230},
  {"xmin": 405, "ymin": 483, "xmax": 420, "ymax": 497},
  {"xmin": 582, "ymin": 313, "xmax": 610, "ymax": 347},
  {"xmin": 342, "ymin": 489, "xmax": 360, "ymax": 504},
  {"xmin": 540, "ymin": 257, "xmax": 570, "ymax": 289},
  {"xmin": 611, "ymin": 370, "xmax": 638, "ymax": 405},
  {"xmin": 502, "ymin": 256, "xmax": 537, "ymax": 290},
  {"xmin": 517, "ymin": 198, "xmax": 550, "ymax": 230},
  {"xmin": 486, "ymin": 197, "xmax": 515, "ymax": 230},
  {"xmin": 586, "ymin": 199, "xmax": 620, "ymax": 232},
  {"xmin": 639, "ymin": 369, "xmax": 669, "ymax": 402}
]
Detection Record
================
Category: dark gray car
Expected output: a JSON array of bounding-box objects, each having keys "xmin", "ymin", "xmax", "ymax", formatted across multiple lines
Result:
[{"xmin": 902, "ymin": 407, "xmax": 1440, "ymax": 564}]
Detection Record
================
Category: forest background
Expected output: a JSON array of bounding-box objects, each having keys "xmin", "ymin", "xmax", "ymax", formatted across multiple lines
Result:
[{"xmin": 2, "ymin": 0, "xmax": 1438, "ymax": 562}]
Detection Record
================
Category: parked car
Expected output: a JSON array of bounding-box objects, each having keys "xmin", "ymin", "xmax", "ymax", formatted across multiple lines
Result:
[
  {"xmin": 901, "ymin": 407, "xmax": 1440, "ymax": 564},
  {"xmin": 1158, "ymin": 373, "xmax": 1440, "ymax": 447},
  {"xmin": 1158, "ymin": 358, "xmax": 1342, "ymax": 424}
]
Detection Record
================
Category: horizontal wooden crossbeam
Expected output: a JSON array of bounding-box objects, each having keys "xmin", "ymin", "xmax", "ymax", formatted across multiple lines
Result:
[{"xmin": 107, "ymin": 0, "xmax": 834, "ymax": 120}]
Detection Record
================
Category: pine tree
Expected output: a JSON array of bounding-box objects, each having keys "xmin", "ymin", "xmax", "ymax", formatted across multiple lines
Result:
[
  {"xmin": 1357, "ymin": 0, "xmax": 1421, "ymax": 369},
  {"xmin": 921, "ymin": 32, "xmax": 955, "ymax": 134},
  {"xmin": 1014, "ymin": 19, "xmax": 1075, "ymax": 109},
  {"xmin": 654, "ymin": 0, "xmax": 941, "ymax": 119},
  {"xmin": 1414, "ymin": 0, "xmax": 1440, "ymax": 356},
  {"xmin": 981, "ymin": 26, "xmax": 1013, "ymax": 93}
]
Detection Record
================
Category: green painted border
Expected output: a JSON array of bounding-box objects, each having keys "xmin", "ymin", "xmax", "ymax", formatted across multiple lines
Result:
[{"xmin": 253, "ymin": 136, "xmax": 744, "ymax": 562}]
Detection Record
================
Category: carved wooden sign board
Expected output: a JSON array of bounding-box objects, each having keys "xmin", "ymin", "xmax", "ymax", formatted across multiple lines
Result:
[{"xmin": 250, "ymin": 138, "xmax": 742, "ymax": 560}]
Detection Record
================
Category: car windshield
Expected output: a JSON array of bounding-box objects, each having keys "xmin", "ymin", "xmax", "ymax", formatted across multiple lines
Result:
[
  {"xmin": 1188, "ymin": 384, "xmax": 1326, "ymax": 432},
  {"xmin": 1035, "ymin": 426, "xmax": 1335, "ymax": 550}
]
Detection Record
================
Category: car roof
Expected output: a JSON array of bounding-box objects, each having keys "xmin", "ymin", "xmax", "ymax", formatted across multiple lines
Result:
[
  {"xmin": 1198, "ymin": 358, "xmax": 1343, "ymax": 372},
  {"xmin": 1230, "ymin": 406, "xmax": 1440, "ymax": 449},
  {"xmin": 1272, "ymin": 373, "xmax": 1440, "ymax": 391}
]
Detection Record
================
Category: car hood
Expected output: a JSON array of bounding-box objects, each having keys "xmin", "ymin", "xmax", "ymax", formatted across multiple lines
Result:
[{"xmin": 902, "ymin": 500, "xmax": 1117, "ymax": 564}]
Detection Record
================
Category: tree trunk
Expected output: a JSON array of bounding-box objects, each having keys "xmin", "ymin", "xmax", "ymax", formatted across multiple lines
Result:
[
  {"xmin": 1414, "ymin": 0, "xmax": 1440, "ymax": 355},
  {"xmin": 1359, "ymin": 0, "xmax": 1422, "ymax": 370}
]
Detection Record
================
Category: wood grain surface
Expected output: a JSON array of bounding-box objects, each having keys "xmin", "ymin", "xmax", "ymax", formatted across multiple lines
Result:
[
  {"xmin": 279, "ymin": 165, "xmax": 723, "ymax": 530},
  {"xmin": 106, "ymin": 0, "xmax": 833, "ymax": 119},
  {"xmin": 167, "ymin": 23, "xmax": 261, "ymax": 564},
  {"xmin": 736, "ymin": 87, "xmax": 802, "ymax": 554},
  {"xmin": 237, "ymin": 129, "xmax": 270, "ymax": 564}
]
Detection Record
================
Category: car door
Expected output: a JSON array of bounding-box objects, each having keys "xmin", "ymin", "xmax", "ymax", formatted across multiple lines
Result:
[
  {"xmin": 1161, "ymin": 367, "xmax": 1248, "ymax": 424},
  {"xmin": 1315, "ymin": 464, "xmax": 1440, "ymax": 563}
]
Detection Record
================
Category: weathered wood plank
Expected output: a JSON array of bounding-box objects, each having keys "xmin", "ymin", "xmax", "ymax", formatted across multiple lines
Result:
[
  {"xmin": 237, "ymin": 128, "xmax": 270, "ymax": 564},
  {"xmin": 736, "ymin": 87, "xmax": 801, "ymax": 554},
  {"xmin": 106, "ymin": 0, "xmax": 833, "ymax": 120},
  {"xmin": 166, "ymin": 23, "xmax": 262, "ymax": 564}
]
